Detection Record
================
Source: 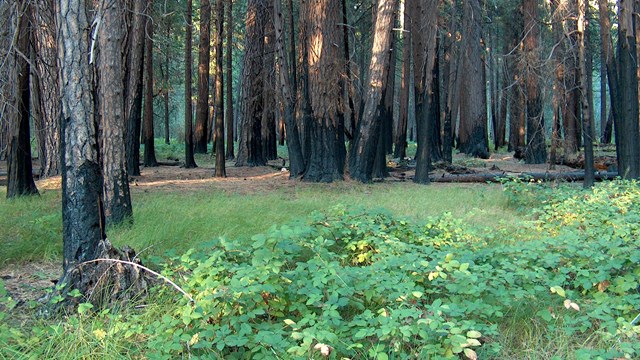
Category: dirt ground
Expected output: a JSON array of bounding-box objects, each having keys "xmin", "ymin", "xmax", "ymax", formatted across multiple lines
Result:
[{"xmin": 0, "ymin": 151, "xmax": 595, "ymax": 305}]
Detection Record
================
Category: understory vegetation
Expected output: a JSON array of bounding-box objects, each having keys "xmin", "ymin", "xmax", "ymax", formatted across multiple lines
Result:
[{"xmin": 1, "ymin": 180, "xmax": 640, "ymax": 359}]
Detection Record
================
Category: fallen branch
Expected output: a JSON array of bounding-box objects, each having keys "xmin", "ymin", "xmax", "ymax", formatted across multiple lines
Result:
[{"xmin": 428, "ymin": 171, "xmax": 618, "ymax": 183}]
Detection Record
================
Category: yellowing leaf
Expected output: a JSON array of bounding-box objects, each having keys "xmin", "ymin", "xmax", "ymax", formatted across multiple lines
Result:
[
  {"xmin": 283, "ymin": 319, "xmax": 296, "ymax": 326},
  {"xmin": 564, "ymin": 299, "xmax": 580, "ymax": 311},
  {"xmin": 189, "ymin": 333, "xmax": 199, "ymax": 346},
  {"xmin": 466, "ymin": 330, "xmax": 482, "ymax": 339},
  {"xmin": 464, "ymin": 348, "xmax": 478, "ymax": 360},
  {"xmin": 550, "ymin": 286, "xmax": 566, "ymax": 298},
  {"xmin": 412, "ymin": 291, "xmax": 423, "ymax": 298},
  {"xmin": 93, "ymin": 329, "xmax": 107, "ymax": 341},
  {"xmin": 459, "ymin": 263, "xmax": 470, "ymax": 272},
  {"xmin": 465, "ymin": 338, "xmax": 482, "ymax": 347},
  {"xmin": 445, "ymin": 253, "xmax": 454, "ymax": 262}
]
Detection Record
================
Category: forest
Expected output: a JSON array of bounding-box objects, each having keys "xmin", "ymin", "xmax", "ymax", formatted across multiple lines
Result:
[{"xmin": 1, "ymin": 0, "xmax": 640, "ymax": 358}]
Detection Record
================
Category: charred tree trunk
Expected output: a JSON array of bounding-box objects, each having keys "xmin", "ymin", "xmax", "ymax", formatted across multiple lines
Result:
[
  {"xmin": 195, "ymin": 0, "xmax": 211, "ymax": 154},
  {"xmin": 577, "ymin": 0, "xmax": 594, "ymax": 187},
  {"xmin": 274, "ymin": 0, "xmax": 304, "ymax": 176},
  {"xmin": 225, "ymin": 0, "xmax": 235, "ymax": 160},
  {"xmin": 261, "ymin": 11, "xmax": 277, "ymax": 161},
  {"xmin": 458, "ymin": 0, "xmax": 489, "ymax": 159},
  {"xmin": 236, "ymin": 0, "xmax": 267, "ymax": 167},
  {"xmin": 349, "ymin": 0, "xmax": 395, "ymax": 183},
  {"xmin": 97, "ymin": 0, "xmax": 132, "ymax": 225},
  {"xmin": 598, "ymin": 0, "xmax": 618, "ymax": 146},
  {"xmin": 214, "ymin": 0, "xmax": 226, "ymax": 177},
  {"xmin": 143, "ymin": 10, "xmax": 158, "ymax": 167},
  {"xmin": 124, "ymin": 0, "xmax": 145, "ymax": 176},
  {"xmin": 7, "ymin": 0, "xmax": 38, "ymax": 198},
  {"xmin": 184, "ymin": 0, "xmax": 197, "ymax": 168},
  {"xmin": 394, "ymin": 11, "xmax": 410, "ymax": 160},
  {"xmin": 523, "ymin": 0, "xmax": 546, "ymax": 164}
]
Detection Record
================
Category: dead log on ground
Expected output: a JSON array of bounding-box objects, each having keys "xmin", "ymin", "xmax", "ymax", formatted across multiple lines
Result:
[{"xmin": 428, "ymin": 171, "xmax": 618, "ymax": 183}]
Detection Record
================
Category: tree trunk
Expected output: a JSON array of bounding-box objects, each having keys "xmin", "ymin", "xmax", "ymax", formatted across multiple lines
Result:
[
  {"xmin": 341, "ymin": 0, "xmax": 357, "ymax": 138},
  {"xmin": 523, "ymin": 0, "xmax": 546, "ymax": 164},
  {"xmin": 195, "ymin": 0, "xmax": 211, "ymax": 154},
  {"xmin": 58, "ymin": 0, "xmax": 106, "ymax": 271},
  {"xmin": 615, "ymin": 0, "xmax": 640, "ymax": 178},
  {"xmin": 261, "ymin": 10, "xmax": 277, "ymax": 161},
  {"xmin": 598, "ymin": 0, "xmax": 618, "ymax": 147},
  {"xmin": 236, "ymin": 0, "xmax": 267, "ymax": 167},
  {"xmin": 7, "ymin": 0, "xmax": 38, "ymax": 198},
  {"xmin": 442, "ymin": 0, "xmax": 461, "ymax": 164},
  {"xmin": 97, "ymin": 0, "xmax": 132, "ymax": 225},
  {"xmin": 458, "ymin": 0, "xmax": 489, "ymax": 159},
  {"xmin": 31, "ymin": 0, "xmax": 60, "ymax": 178},
  {"xmin": 299, "ymin": 0, "xmax": 346, "ymax": 182},
  {"xmin": 349, "ymin": 0, "xmax": 395, "ymax": 183},
  {"xmin": 124, "ymin": 0, "xmax": 145, "ymax": 176},
  {"xmin": 225, "ymin": 0, "xmax": 235, "ymax": 160},
  {"xmin": 184, "ymin": 0, "xmax": 197, "ymax": 168},
  {"xmin": 274, "ymin": 0, "xmax": 304, "ymax": 176},
  {"xmin": 577, "ymin": 0, "xmax": 594, "ymax": 187},
  {"xmin": 163, "ymin": 23, "xmax": 171, "ymax": 145},
  {"xmin": 214, "ymin": 0, "xmax": 226, "ymax": 177},
  {"xmin": 394, "ymin": 9, "xmax": 410, "ymax": 160},
  {"xmin": 143, "ymin": 9, "xmax": 158, "ymax": 167}
]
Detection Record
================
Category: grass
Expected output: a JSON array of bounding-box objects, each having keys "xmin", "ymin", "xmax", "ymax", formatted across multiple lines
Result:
[{"xmin": 0, "ymin": 179, "xmax": 516, "ymax": 265}]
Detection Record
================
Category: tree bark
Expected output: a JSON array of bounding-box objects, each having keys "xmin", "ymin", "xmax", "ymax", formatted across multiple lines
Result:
[
  {"xmin": 349, "ymin": 0, "xmax": 395, "ymax": 183},
  {"xmin": 394, "ymin": 9, "xmax": 410, "ymax": 160},
  {"xmin": 7, "ymin": 0, "xmax": 38, "ymax": 198},
  {"xmin": 143, "ymin": 9, "xmax": 158, "ymax": 167},
  {"xmin": 97, "ymin": 0, "xmax": 132, "ymax": 225},
  {"xmin": 261, "ymin": 10, "xmax": 277, "ymax": 161},
  {"xmin": 124, "ymin": 0, "xmax": 145, "ymax": 176},
  {"xmin": 225, "ymin": 0, "xmax": 235, "ymax": 160},
  {"xmin": 577, "ymin": 0, "xmax": 594, "ymax": 187},
  {"xmin": 194, "ymin": 0, "xmax": 211, "ymax": 154},
  {"xmin": 274, "ymin": 0, "xmax": 304, "ymax": 176},
  {"xmin": 236, "ymin": 0, "xmax": 267, "ymax": 167},
  {"xmin": 598, "ymin": 0, "xmax": 618, "ymax": 146},
  {"xmin": 523, "ymin": 0, "xmax": 546, "ymax": 164},
  {"xmin": 163, "ymin": 22, "xmax": 171, "ymax": 145},
  {"xmin": 214, "ymin": 0, "xmax": 226, "ymax": 177},
  {"xmin": 184, "ymin": 0, "xmax": 197, "ymax": 168},
  {"xmin": 58, "ymin": 0, "xmax": 106, "ymax": 271}
]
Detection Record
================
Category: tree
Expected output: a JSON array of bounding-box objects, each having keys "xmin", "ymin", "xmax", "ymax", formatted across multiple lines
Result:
[
  {"xmin": 457, "ymin": 0, "xmax": 489, "ymax": 159},
  {"xmin": 225, "ymin": 0, "xmax": 235, "ymax": 160},
  {"xmin": 195, "ymin": 0, "xmax": 211, "ymax": 154},
  {"xmin": 236, "ymin": 0, "xmax": 267, "ymax": 167},
  {"xmin": 299, "ymin": 0, "xmax": 346, "ymax": 182},
  {"xmin": 214, "ymin": 0, "xmax": 226, "ymax": 177},
  {"xmin": 261, "ymin": 8, "xmax": 277, "ymax": 161},
  {"xmin": 577, "ymin": 0, "xmax": 594, "ymax": 187},
  {"xmin": 273, "ymin": 0, "xmax": 304, "ymax": 176},
  {"xmin": 184, "ymin": 0, "xmax": 197, "ymax": 168},
  {"xmin": 58, "ymin": 0, "xmax": 106, "ymax": 270},
  {"xmin": 522, "ymin": 0, "xmax": 546, "ymax": 164},
  {"xmin": 143, "ymin": 8, "xmax": 158, "ymax": 167},
  {"xmin": 5, "ymin": 0, "xmax": 38, "ymax": 198},
  {"xmin": 349, "ymin": 0, "xmax": 395, "ymax": 183},
  {"xmin": 97, "ymin": 0, "xmax": 132, "ymax": 225}
]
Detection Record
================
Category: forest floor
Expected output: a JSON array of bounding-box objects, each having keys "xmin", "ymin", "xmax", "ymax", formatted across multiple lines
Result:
[{"xmin": 0, "ymin": 147, "xmax": 614, "ymax": 306}]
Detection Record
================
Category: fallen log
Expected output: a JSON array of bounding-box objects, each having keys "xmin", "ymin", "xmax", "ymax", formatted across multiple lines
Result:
[{"xmin": 428, "ymin": 171, "xmax": 619, "ymax": 183}]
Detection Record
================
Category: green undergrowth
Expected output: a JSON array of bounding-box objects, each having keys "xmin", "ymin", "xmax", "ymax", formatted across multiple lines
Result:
[{"xmin": 2, "ymin": 180, "xmax": 639, "ymax": 359}]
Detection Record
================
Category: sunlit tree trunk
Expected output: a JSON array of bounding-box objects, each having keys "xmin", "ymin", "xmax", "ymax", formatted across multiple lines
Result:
[{"xmin": 195, "ymin": 0, "xmax": 211, "ymax": 154}]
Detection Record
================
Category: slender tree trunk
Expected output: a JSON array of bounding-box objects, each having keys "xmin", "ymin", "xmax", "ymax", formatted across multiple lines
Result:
[
  {"xmin": 261, "ymin": 10, "xmax": 277, "ymax": 160},
  {"xmin": 58, "ymin": 0, "xmax": 106, "ymax": 271},
  {"xmin": 394, "ymin": 8, "xmax": 410, "ymax": 160},
  {"xmin": 124, "ymin": 0, "xmax": 145, "ymax": 176},
  {"xmin": 349, "ymin": 0, "xmax": 395, "ymax": 183},
  {"xmin": 598, "ymin": 0, "xmax": 618, "ymax": 148},
  {"xmin": 236, "ymin": 0, "xmax": 267, "ymax": 167},
  {"xmin": 442, "ymin": 0, "xmax": 460, "ymax": 164},
  {"xmin": 225, "ymin": 0, "xmax": 235, "ymax": 160},
  {"xmin": 274, "ymin": 0, "xmax": 304, "ymax": 176},
  {"xmin": 341, "ymin": 0, "xmax": 357, "ymax": 138},
  {"xmin": 577, "ymin": 0, "xmax": 594, "ymax": 187},
  {"xmin": 164, "ymin": 23, "xmax": 171, "ymax": 145},
  {"xmin": 97, "ymin": 0, "xmax": 132, "ymax": 225},
  {"xmin": 523, "ymin": 0, "xmax": 546, "ymax": 164},
  {"xmin": 143, "ymin": 9, "xmax": 158, "ymax": 167},
  {"xmin": 214, "ymin": 0, "xmax": 226, "ymax": 177},
  {"xmin": 599, "ymin": 32, "xmax": 608, "ymax": 144},
  {"xmin": 195, "ymin": 0, "xmax": 211, "ymax": 153},
  {"xmin": 7, "ymin": 0, "xmax": 38, "ymax": 198},
  {"xmin": 184, "ymin": 0, "xmax": 197, "ymax": 168}
]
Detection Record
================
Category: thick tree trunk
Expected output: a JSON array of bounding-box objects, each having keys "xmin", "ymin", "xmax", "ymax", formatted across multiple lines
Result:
[
  {"xmin": 274, "ymin": 0, "xmax": 304, "ymax": 176},
  {"xmin": 32, "ymin": 0, "xmax": 60, "ymax": 178},
  {"xmin": 184, "ymin": 0, "xmax": 197, "ymax": 168},
  {"xmin": 124, "ymin": 0, "xmax": 145, "ymax": 176},
  {"xmin": 214, "ymin": 0, "xmax": 226, "ymax": 177},
  {"xmin": 7, "ymin": 0, "xmax": 38, "ymax": 198},
  {"xmin": 97, "ymin": 0, "xmax": 132, "ymax": 225},
  {"xmin": 299, "ymin": 0, "xmax": 346, "ymax": 182},
  {"xmin": 261, "ymin": 10, "xmax": 277, "ymax": 161},
  {"xmin": 598, "ymin": 0, "xmax": 617, "ymax": 146},
  {"xmin": 236, "ymin": 0, "xmax": 267, "ymax": 167},
  {"xmin": 394, "ymin": 12, "xmax": 410, "ymax": 160},
  {"xmin": 348, "ymin": 0, "xmax": 395, "ymax": 183},
  {"xmin": 615, "ymin": 0, "xmax": 640, "ymax": 178},
  {"xmin": 195, "ymin": 0, "xmax": 211, "ymax": 154},
  {"xmin": 341, "ymin": 0, "xmax": 357, "ymax": 138},
  {"xmin": 442, "ymin": 0, "xmax": 460, "ymax": 164},
  {"xmin": 225, "ymin": 0, "xmax": 235, "ymax": 160},
  {"xmin": 58, "ymin": 0, "xmax": 106, "ymax": 271},
  {"xmin": 523, "ymin": 0, "xmax": 546, "ymax": 164},
  {"xmin": 458, "ymin": 0, "xmax": 489, "ymax": 159},
  {"xmin": 143, "ymin": 10, "xmax": 158, "ymax": 167}
]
